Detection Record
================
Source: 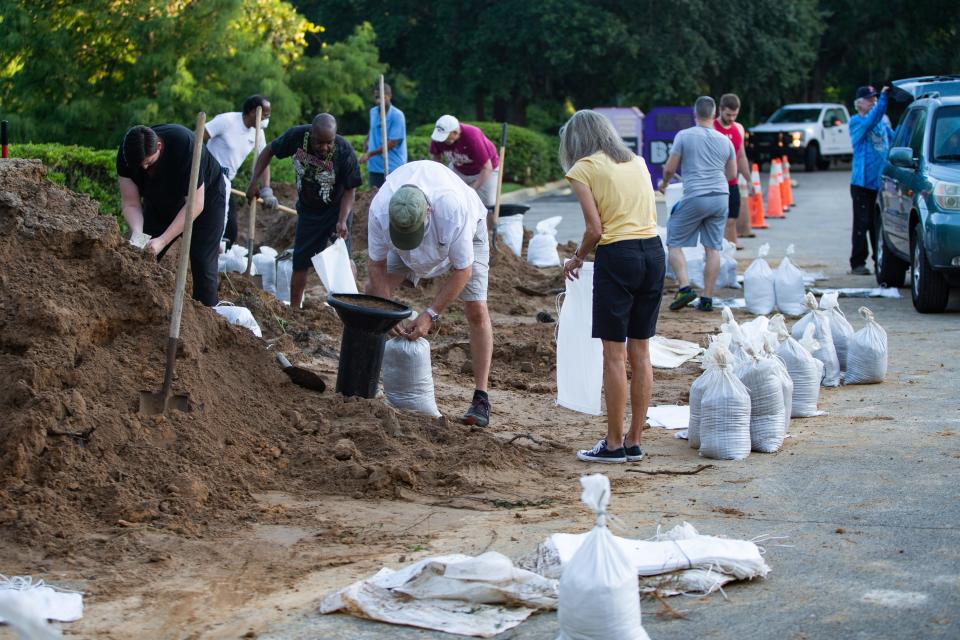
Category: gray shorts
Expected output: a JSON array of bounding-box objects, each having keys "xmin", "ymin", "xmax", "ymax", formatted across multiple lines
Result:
[
  {"xmin": 451, "ymin": 165, "xmax": 499, "ymax": 208},
  {"xmin": 387, "ymin": 222, "xmax": 489, "ymax": 302},
  {"xmin": 666, "ymin": 194, "xmax": 728, "ymax": 250}
]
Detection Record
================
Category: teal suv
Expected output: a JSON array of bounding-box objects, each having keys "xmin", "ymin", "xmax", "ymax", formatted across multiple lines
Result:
[{"xmin": 876, "ymin": 76, "xmax": 960, "ymax": 312}]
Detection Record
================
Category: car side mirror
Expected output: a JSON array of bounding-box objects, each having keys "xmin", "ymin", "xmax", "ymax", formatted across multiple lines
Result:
[{"xmin": 889, "ymin": 147, "xmax": 917, "ymax": 169}]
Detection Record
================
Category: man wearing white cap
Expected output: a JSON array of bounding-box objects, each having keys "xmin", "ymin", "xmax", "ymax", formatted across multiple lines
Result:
[
  {"xmin": 365, "ymin": 160, "xmax": 494, "ymax": 427},
  {"xmin": 429, "ymin": 115, "xmax": 500, "ymax": 208}
]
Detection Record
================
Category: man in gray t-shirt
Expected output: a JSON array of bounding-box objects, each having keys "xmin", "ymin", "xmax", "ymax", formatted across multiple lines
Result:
[{"xmin": 657, "ymin": 96, "xmax": 736, "ymax": 312}]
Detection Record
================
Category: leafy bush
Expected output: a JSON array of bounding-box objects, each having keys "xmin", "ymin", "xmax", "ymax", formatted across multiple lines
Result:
[{"xmin": 411, "ymin": 121, "xmax": 562, "ymax": 185}]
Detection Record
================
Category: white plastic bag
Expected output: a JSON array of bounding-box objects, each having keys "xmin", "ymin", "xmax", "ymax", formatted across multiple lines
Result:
[
  {"xmin": 556, "ymin": 262, "xmax": 603, "ymax": 415},
  {"xmin": 252, "ymin": 246, "xmax": 278, "ymax": 295},
  {"xmin": 792, "ymin": 293, "xmax": 840, "ymax": 386},
  {"xmin": 311, "ymin": 237, "xmax": 358, "ymax": 294},
  {"xmin": 557, "ymin": 474, "xmax": 649, "ymax": 640},
  {"xmin": 772, "ymin": 317, "xmax": 823, "ymax": 417},
  {"xmin": 527, "ymin": 216, "xmax": 562, "ymax": 268},
  {"xmin": 497, "ymin": 214, "xmax": 524, "ymax": 257},
  {"xmin": 744, "ymin": 243, "xmax": 776, "ymax": 315},
  {"xmin": 844, "ymin": 307, "xmax": 888, "ymax": 384},
  {"xmin": 382, "ymin": 337, "xmax": 441, "ymax": 417},
  {"xmin": 774, "ymin": 244, "xmax": 806, "ymax": 316},
  {"xmin": 818, "ymin": 291, "xmax": 855, "ymax": 371},
  {"xmin": 275, "ymin": 251, "xmax": 294, "ymax": 305},
  {"xmin": 213, "ymin": 302, "xmax": 263, "ymax": 337},
  {"xmin": 694, "ymin": 341, "xmax": 752, "ymax": 460}
]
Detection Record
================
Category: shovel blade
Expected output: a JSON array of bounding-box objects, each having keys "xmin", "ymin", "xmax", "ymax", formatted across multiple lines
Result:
[{"xmin": 139, "ymin": 391, "xmax": 192, "ymax": 415}]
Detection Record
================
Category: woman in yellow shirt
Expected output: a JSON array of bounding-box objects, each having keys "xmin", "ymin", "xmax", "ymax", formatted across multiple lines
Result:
[{"xmin": 560, "ymin": 109, "xmax": 664, "ymax": 464}]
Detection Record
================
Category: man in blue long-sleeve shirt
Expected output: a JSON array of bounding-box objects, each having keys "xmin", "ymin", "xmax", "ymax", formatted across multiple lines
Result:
[{"xmin": 848, "ymin": 84, "xmax": 894, "ymax": 274}]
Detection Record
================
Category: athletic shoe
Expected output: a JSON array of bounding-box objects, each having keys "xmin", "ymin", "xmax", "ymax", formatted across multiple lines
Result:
[
  {"xmin": 462, "ymin": 391, "xmax": 490, "ymax": 427},
  {"xmin": 576, "ymin": 438, "xmax": 627, "ymax": 464},
  {"xmin": 623, "ymin": 442, "xmax": 645, "ymax": 462},
  {"xmin": 850, "ymin": 265, "xmax": 871, "ymax": 275},
  {"xmin": 669, "ymin": 288, "xmax": 698, "ymax": 311},
  {"xmin": 696, "ymin": 297, "xmax": 714, "ymax": 312}
]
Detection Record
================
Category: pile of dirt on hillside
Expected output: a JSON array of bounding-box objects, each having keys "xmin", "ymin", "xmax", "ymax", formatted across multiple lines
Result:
[{"xmin": 0, "ymin": 160, "xmax": 550, "ymax": 553}]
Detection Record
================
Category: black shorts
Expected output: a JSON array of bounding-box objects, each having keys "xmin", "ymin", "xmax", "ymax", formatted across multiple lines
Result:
[
  {"xmin": 592, "ymin": 237, "xmax": 665, "ymax": 342},
  {"xmin": 292, "ymin": 209, "xmax": 352, "ymax": 271},
  {"xmin": 368, "ymin": 171, "xmax": 386, "ymax": 188},
  {"xmin": 727, "ymin": 185, "xmax": 741, "ymax": 220}
]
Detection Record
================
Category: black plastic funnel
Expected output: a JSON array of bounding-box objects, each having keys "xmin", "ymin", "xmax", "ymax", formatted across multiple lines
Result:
[
  {"xmin": 487, "ymin": 203, "xmax": 530, "ymax": 218},
  {"xmin": 327, "ymin": 293, "xmax": 412, "ymax": 398}
]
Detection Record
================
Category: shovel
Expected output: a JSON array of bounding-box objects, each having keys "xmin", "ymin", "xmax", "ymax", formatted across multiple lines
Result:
[
  {"xmin": 244, "ymin": 105, "xmax": 263, "ymax": 275},
  {"xmin": 276, "ymin": 352, "xmax": 326, "ymax": 392},
  {"xmin": 489, "ymin": 122, "xmax": 508, "ymax": 250},
  {"xmin": 139, "ymin": 112, "xmax": 207, "ymax": 415}
]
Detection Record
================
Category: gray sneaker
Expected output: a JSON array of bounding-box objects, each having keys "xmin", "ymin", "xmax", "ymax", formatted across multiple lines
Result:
[{"xmin": 850, "ymin": 265, "xmax": 871, "ymax": 275}]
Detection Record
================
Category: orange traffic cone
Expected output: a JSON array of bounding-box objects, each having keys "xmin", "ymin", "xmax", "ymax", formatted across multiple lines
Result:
[
  {"xmin": 748, "ymin": 163, "xmax": 768, "ymax": 228},
  {"xmin": 778, "ymin": 156, "xmax": 790, "ymax": 209},
  {"xmin": 781, "ymin": 155, "xmax": 796, "ymax": 207},
  {"xmin": 766, "ymin": 159, "xmax": 784, "ymax": 218}
]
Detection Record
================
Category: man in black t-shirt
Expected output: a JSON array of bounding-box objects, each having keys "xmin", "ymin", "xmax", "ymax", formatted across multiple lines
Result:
[
  {"xmin": 117, "ymin": 124, "xmax": 226, "ymax": 306},
  {"xmin": 247, "ymin": 113, "xmax": 362, "ymax": 308}
]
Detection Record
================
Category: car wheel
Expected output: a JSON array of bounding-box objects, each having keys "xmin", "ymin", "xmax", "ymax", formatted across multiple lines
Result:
[
  {"xmin": 875, "ymin": 213, "xmax": 908, "ymax": 287},
  {"xmin": 911, "ymin": 223, "xmax": 949, "ymax": 313},
  {"xmin": 804, "ymin": 143, "xmax": 820, "ymax": 172}
]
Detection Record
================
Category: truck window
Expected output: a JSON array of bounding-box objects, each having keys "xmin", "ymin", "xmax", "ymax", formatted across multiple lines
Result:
[{"xmin": 768, "ymin": 107, "xmax": 822, "ymax": 123}]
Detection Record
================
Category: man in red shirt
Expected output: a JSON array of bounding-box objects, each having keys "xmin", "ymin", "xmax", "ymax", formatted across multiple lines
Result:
[
  {"xmin": 429, "ymin": 115, "xmax": 500, "ymax": 208},
  {"xmin": 713, "ymin": 94, "xmax": 754, "ymax": 248}
]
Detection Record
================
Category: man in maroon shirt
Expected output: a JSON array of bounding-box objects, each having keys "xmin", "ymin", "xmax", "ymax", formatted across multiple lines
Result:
[
  {"xmin": 429, "ymin": 115, "xmax": 500, "ymax": 208},
  {"xmin": 713, "ymin": 94, "xmax": 754, "ymax": 248}
]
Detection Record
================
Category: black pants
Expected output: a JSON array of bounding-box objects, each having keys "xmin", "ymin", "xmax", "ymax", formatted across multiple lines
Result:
[
  {"xmin": 151, "ymin": 184, "xmax": 226, "ymax": 307},
  {"xmin": 850, "ymin": 185, "xmax": 877, "ymax": 270},
  {"xmin": 224, "ymin": 194, "xmax": 238, "ymax": 248},
  {"xmin": 727, "ymin": 185, "xmax": 741, "ymax": 219},
  {"xmin": 368, "ymin": 171, "xmax": 386, "ymax": 188}
]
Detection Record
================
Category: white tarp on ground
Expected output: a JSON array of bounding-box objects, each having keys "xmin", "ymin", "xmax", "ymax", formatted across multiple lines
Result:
[
  {"xmin": 0, "ymin": 575, "xmax": 83, "ymax": 627},
  {"xmin": 646, "ymin": 404, "xmax": 690, "ymax": 429},
  {"xmin": 810, "ymin": 287, "xmax": 900, "ymax": 298},
  {"xmin": 650, "ymin": 336, "xmax": 702, "ymax": 369},
  {"xmin": 319, "ymin": 552, "xmax": 557, "ymax": 637}
]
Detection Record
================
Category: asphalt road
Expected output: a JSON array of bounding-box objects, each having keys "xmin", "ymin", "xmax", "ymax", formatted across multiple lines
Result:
[{"xmin": 265, "ymin": 168, "xmax": 960, "ymax": 639}]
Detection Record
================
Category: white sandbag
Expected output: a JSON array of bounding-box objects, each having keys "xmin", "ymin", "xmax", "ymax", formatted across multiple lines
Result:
[
  {"xmin": 217, "ymin": 244, "xmax": 248, "ymax": 273},
  {"xmin": 844, "ymin": 307, "xmax": 888, "ymax": 384},
  {"xmin": 774, "ymin": 244, "xmax": 806, "ymax": 316},
  {"xmin": 252, "ymin": 248, "xmax": 278, "ymax": 295},
  {"xmin": 695, "ymin": 342, "xmax": 752, "ymax": 460},
  {"xmin": 527, "ymin": 216, "xmax": 562, "ymax": 268},
  {"xmin": 718, "ymin": 307, "xmax": 749, "ymax": 366},
  {"xmin": 772, "ymin": 318, "xmax": 823, "ymax": 417},
  {"xmin": 688, "ymin": 336, "xmax": 729, "ymax": 451},
  {"xmin": 557, "ymin": 474, "xmax": 649, "ymax": 640},
  {"xmin": 731, "ymin": 323, "xmax": 786, "ymax": 453},
  {"xmin": 213, "ymin": 302, "xmax": 263, "ymax": 337},
  {"xmin": 275, "ymin": 252, "xmax": 294, "ymax": 305},
  {"xmin": 744, "ymin": 243, "xmax": 776, "ymax": 315},
  {"xmin": 763, "ymin": 333, "xmax": 794, "ymax": 433},
  {"xmin": 556, "ymin": 262, "xmax": 603, "ymax": 415},
  {"xmin": 818, "ymin": 291, "xmax": 855, "ymax": 371},
  {"xmin": 668, "ymin": 241, "xmax": 739, "ymax": 290},
  {"xmin": 311, "ymin": 237, "xmax": 358, "ymax": 294},
  {"xmin": 382, "ymin": 337, "xmax": 441, "ymax": 417},
  {"xmin": 497, "ymin": 214, "xmax": 524, "ymax": 257},
  {"xmin": 792, "ymin": 293, "xmax": 840, "ymax": 386}
]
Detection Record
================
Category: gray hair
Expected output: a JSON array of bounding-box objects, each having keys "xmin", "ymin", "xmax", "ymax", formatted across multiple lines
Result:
[
  {"xmin": 559, "ymin": 110, "xmax": 634, "ymax": 172},
  {"xmin": 694, "ymin": 96, "xmax": 716, "ymax": 120}
]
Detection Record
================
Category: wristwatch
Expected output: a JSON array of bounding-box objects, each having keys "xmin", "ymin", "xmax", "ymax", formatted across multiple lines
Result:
[{"xmin": 425, "ymin": 307, "xmax": 441, "ymax": 324}]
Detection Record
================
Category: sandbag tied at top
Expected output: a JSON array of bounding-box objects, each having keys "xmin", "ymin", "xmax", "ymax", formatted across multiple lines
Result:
[
  {"xmin": 744, "ymin": 243, "xmax": 776, "ymax": 315},
  {"xmin": 527, "ymin": 216, "xmax": 562, "ymax": 268},
  {"xmin": 844, "ymin": 307, "xmax": 889, "ymax": 384},
  {"xmin": 692, "ymin": 340, "xmax": 752, "ymax": 461},
  {"xmin": 774, "ymin": 244, "xmax": 806, "ymax": 316},
  {"xmin": 728, "ymin": 321, "xmax": 786, "ymax": 453},
  {"xmin": 817, "ymin": 291, "xmax": 855, "ymax": 372},
  {"xmin": 792, "ymin": 293, "xmax": 840, "ymax": 387},
  {"xmin": 771, "ymin": 316, "xmax": 824, "ymax": 417}
]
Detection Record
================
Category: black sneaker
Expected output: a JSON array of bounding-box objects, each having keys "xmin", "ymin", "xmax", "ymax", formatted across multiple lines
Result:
[
  {"xmin": 576, "ymin": 438, "xmax": 627, "ymax": 464},
  {"xmin": 696, "ymin": 297, "xmax": 714, "ymax": 312},
  {"xmin": 462, "ymin": 391, "xmax": 490, "ymax": 427},
  {"xmin": 623, "ymin": 441, "xmax": 645, "ymax": 462},
  {"xmin": 850, "ymin": 265, "xmax": 871, "ymax": 275},
  {"xmin": 669, "ymin": 288, "xmax": 697, "ymax": 311}
]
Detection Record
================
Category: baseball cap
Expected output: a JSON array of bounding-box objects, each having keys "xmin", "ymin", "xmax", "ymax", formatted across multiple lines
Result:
[
  {"xmin": 388, "ymin": 186, "xmax": 428, "ymax": 250},
  {"xmin": 431, "ymin": 115, "xmax": 460, "ymax": 142},
  {"xmin": 855, "ymin": 85, "xmax": 878, "ymax": 100}
]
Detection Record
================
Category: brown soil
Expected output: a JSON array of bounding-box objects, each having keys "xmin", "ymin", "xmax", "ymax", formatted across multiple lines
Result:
[
  {"xmin": 0, "ymin": 160, "xmax": 724, "ymax": 637},
  {"xmin": 330, "ymin": 293, "xmax": 410, "ymax": 312}
]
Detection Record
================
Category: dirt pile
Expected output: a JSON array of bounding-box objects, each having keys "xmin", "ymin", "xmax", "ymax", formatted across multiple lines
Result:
[{"xmin": 0, "ymin": 160, "xmax": 548, "ymax": 552}]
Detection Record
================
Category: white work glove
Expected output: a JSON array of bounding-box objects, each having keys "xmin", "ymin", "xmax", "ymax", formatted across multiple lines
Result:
[{"xmin": 259, "ymin": 186, "xmax": 278, "ymax": 210}]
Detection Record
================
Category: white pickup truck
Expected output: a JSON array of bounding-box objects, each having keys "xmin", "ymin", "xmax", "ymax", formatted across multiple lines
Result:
[{"xmin": 746, "ymin": 103, "xmax": 853, "ymax": 172}]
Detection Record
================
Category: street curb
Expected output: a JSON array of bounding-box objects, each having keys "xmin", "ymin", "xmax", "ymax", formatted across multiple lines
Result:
[{"xmin": 501, "ymin": 179, "xmax": 569, "ymax": 204}]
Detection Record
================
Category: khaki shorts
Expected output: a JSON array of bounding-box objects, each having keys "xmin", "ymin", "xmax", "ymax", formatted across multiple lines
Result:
[
  {"xmin": 451, "ymin": 165, "xmax": 499, "ymax": 208},
  {"xmin": 387, "ymin": 223, "xmax": 489, "ymax": 302}
]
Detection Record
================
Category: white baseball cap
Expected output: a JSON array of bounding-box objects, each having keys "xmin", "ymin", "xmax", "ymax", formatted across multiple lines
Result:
[{"xmin": 431, "ymin": 115, "xmax": 460, "ymax": 142}]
